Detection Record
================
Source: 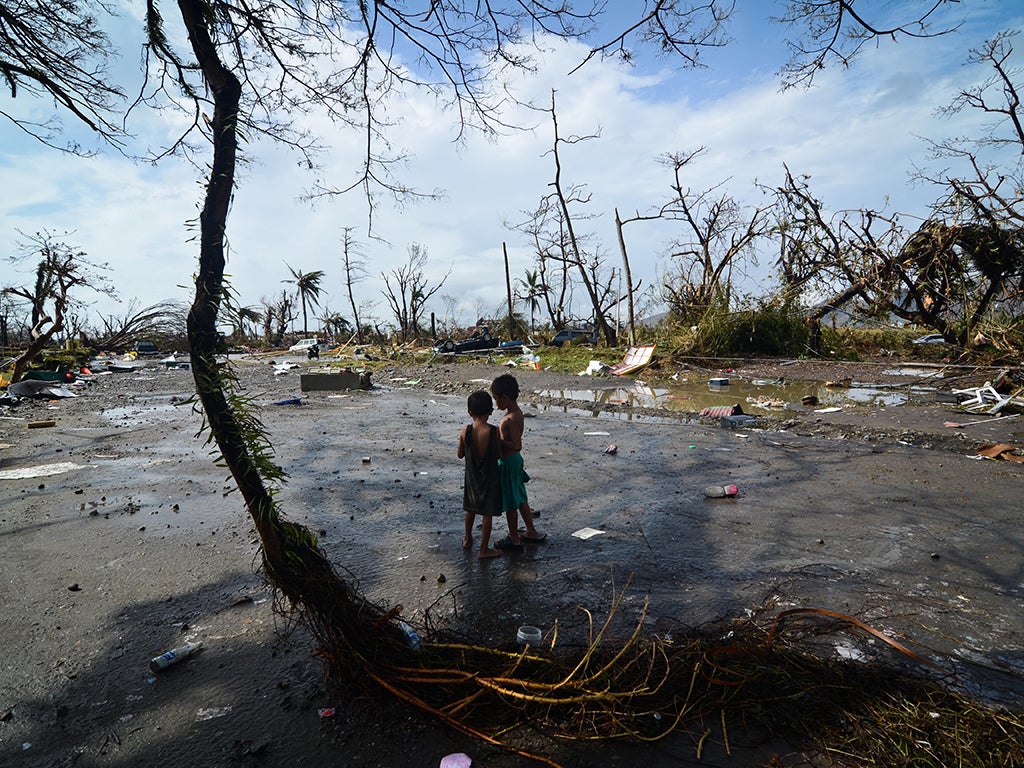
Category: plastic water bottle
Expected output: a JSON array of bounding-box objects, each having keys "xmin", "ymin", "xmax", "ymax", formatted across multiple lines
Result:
[
  {"xmin": 399, "ymin": 621, "xmax": 422, "ymax": 650},
  {"xmin": 704, "ymin": 484, "xmax": 739, "ymax": 498},
  {"xmin": 150, "ymin": 641, "xmax": 202, "ymax": 673}
]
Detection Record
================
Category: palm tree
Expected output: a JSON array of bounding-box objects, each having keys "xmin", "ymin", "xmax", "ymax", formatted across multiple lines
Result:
[
  {"xmin": 227, "ymin": 305, "xmax": 262, "ymax": 341},
  {"xmin": 284, "ymin": 264, "xmax": 325, "ymax": 335},
  {"xmin": 516, "ymin": 269, "xmax": 547, "ymax": 332}
]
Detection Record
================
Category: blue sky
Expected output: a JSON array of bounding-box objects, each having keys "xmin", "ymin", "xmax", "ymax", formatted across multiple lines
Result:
[{"xmin": 2, "ymin": 1, "xmax": 1021, "ymax": 333}]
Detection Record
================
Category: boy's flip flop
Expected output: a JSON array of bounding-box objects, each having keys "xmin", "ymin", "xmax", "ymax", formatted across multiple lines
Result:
[
  {"xmin": 494, "ymin": 537, "xmax": 524, "ymax": 551},
  {"xmin": 519, "ymin": 531, "xmax": 548, "ymax": 543}
]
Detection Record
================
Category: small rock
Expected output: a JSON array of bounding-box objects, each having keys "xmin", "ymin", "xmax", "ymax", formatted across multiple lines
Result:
[{"xmin": 68, "ymin": 583, "xmax": 81, "ymax": 592}]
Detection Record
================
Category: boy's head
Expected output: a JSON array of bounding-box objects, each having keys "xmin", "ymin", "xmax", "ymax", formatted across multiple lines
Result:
[
  {"xmin": 467, "ymin": 390, "xmax": 493, "ymax": 418},
  {"xmin": 490, "ymin": 373, "xmax": 519, "ymax": 403}
]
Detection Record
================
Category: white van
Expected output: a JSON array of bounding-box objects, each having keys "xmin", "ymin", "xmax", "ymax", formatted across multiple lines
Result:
[{"xmin": 288, "ymin": 338, "xmax": 320, "ymax": 353}]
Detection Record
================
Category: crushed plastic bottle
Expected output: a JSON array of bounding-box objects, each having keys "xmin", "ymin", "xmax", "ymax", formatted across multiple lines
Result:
[
  {"xmin": 399, "ymin": 621, "xmax": 422, "ymax": 650},
  {"xmin": 704, "ymin": 484, "xmax": 739, "ymax": 498}
]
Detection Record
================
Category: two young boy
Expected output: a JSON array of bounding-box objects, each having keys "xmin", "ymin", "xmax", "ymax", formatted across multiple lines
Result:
[{"xmin": 458, "ymin": 373, "xmax": 545, "ymax": 559}]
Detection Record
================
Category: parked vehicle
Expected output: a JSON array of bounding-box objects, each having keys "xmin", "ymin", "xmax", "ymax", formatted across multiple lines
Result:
[
  {"xmin": 912, "ymin": 333, "xmax": 947, "ymax": 345},
  {"xmin": 432, "ymin": 327, "xmax": 499, "ymax": 354},
  {"xmin": 288, "ymin": 338, "xmax": 321, "ymax": 353},
  {"xmin": 132, "ymin": 340, "xmax": 159, "ymax": 356},
  {"xmin": 547, "ymin": 328, "xmax": 597, "ymax": 347}
]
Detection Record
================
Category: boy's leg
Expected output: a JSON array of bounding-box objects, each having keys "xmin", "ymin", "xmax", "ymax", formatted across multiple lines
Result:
[
  {"xmin": 478, "ymin": 516, "xmax": 501, "ymax": 559},
  {"xmin": 519, "ymin": 503, "xmax": 540, "ymax": 537},
  {"xmin": 463, "ymin": 511, "xmax": 474, "ymax": 549},
  {"xmin": 505, "ymin": 509, "xmax": 523, "ymax": 545}
]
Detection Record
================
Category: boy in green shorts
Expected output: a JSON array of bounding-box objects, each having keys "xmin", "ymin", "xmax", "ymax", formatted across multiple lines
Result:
[{"xmin": 490, "ymin": 373, "xmax": 546, "ymax": 549}]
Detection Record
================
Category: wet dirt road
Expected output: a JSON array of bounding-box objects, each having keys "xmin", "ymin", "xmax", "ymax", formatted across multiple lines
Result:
[{"xmin": 2, "ymin": 358, "xmax": 1023, "ymax": 768}]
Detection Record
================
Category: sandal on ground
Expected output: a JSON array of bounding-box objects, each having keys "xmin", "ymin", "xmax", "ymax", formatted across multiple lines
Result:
[
  {"xmin": 518, "ymin": 530, "xmax": 548, "ymax": 543},
  {"xmin": 494, "ymin": 537, "xmax": 525, "ymax": 551}
]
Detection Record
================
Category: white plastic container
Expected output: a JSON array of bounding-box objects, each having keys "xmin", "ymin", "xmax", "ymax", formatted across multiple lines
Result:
[{"xmin": 517, "ymin": 625, "xmax": 542, "ymax": 645}]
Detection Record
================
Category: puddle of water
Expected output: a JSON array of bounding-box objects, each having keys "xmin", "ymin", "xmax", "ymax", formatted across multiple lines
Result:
[
  {"xmin": 536, "ymin": 376, "xmax": 916, "ymax": 414},
  {"xmin": 881, "ymin": 367, "xmax": 945, "ymax": 378},
  {"xmin": 101, "ymin": 403, "xmax": 191, "ymax": 425}
]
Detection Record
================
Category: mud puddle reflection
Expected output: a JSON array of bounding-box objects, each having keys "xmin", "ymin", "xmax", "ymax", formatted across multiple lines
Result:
[{"xmin": 534, "ymin": 373, "xmax": 951, "ymax": 415}]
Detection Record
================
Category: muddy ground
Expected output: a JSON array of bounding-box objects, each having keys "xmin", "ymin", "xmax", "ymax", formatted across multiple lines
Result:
[{"xmin": 1, "ymin": 353, "xmax": 1023, "ymax": 767}]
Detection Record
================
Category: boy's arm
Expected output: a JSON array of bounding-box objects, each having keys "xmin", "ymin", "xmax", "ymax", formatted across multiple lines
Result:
[
  {"xmin": 498, "ymin": 414, "xmax": 523, "ymax": 452},
  {"xmin": 457, "ymin": 424, "xmax": 468, "ymax": 458}
]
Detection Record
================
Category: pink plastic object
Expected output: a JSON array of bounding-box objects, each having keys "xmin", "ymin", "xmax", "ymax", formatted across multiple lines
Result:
[{"xmin": 440, "ymin": 754, "xmax": 472, "ymax": 768}]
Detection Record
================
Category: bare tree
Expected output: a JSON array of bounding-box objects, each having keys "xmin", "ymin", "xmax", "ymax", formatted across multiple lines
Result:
[
  {"xmin": 775, "ymin": 0, "xmax": 960, "ymax": 89},
  {"xmin": 3, "ymin": 231, "xmax": 113, "ymax": 382},
  {"xmin": 339, "ymin": 227, "xmax": 368, "ymax": 344},
  {"xmin": 771, "ymin": 165, "xmax": 907, "ymax": 353},
  {"xmin": 658, "ymin": 149, "xmax": 773, "ymax": 323},
  {"xmin": 770, "ymin": 31, "xmax": 1024, "ymax": 352},
  {"xmin": 513, "ymin": 197, "xmax": 573, "ymax": 330},
  {"xmin": 0, "ymin": 0, "xmax": 126, "ymax": 151},
  {"xmin": 381, "ymin": 243, "xmax": 449, "ymax": 341},
  {"xmin": 514, "ymin": 91, "xmax": 622, "ymax": 343},
  {"xmin": 259, "ymin": 290, "xmax": 295, "ymax": 347}
]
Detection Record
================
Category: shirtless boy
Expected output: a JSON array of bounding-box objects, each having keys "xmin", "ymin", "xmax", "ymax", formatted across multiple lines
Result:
[{"xmin": 490, "ymin": 374, "xmax": 546, "ymax": 548}]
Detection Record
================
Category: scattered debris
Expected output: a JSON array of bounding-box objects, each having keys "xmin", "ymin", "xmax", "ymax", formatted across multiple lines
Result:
[
  {"xmin": 439, "ymin": 754, "xmax": 472, "ymax": 768},
  {"xmin": 8, "ymin": 381, "xmax": 78, "ymax": 399},
  {"xmin": 150, "ymin": 641, "xmax": 203, "ymax": 673},
  {"xmin": 720, "ymin": 414, "xmax": 757, "ymax": 428},
  {"xmin": 516, "ymin": 625, "xmax": 542, "ymax": 645},
  {"xmin": 952, "ymin": 384, "xmax": 1024, "ymax": 415},
  {"xmin": 700, "ymin": 404, "xmax": 743, "ymax": 419},
  {"xmin": 976, "ymin": 443, "xmax": 1024, "ymax": 463},
  {"xmin": 0, "ymin": 462, "xmax": 82, "ymax": 480},
  {"xmin": 609, "ymin": 345, "xmax": 656, "ymax": 376},
  {"xmin": 571, "ymin": 527, "xmax": 605, "ymax": 539},
  {"xmin": 27, "ymin": 420, "xmax": 57, "ymax": 429},
  {"xmin": 943, "ymin": 414, "xmax": 1018, "ymax": 428},
  {"xmin": 704, "ymin": 484, "xmax": 739, "ymax": 498},
  {"xmin": 579, "ymin": 360, "xmax": 611, "ymax": 376}
]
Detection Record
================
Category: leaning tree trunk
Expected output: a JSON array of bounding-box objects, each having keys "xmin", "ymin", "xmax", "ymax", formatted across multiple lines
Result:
[
  {"xmin": 177, "ymin": 0, "xmax": 283, "ymax": 562},
  {"xmin": 175, "ymin": 2, "xmax": 394, "ymax": 673}
]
